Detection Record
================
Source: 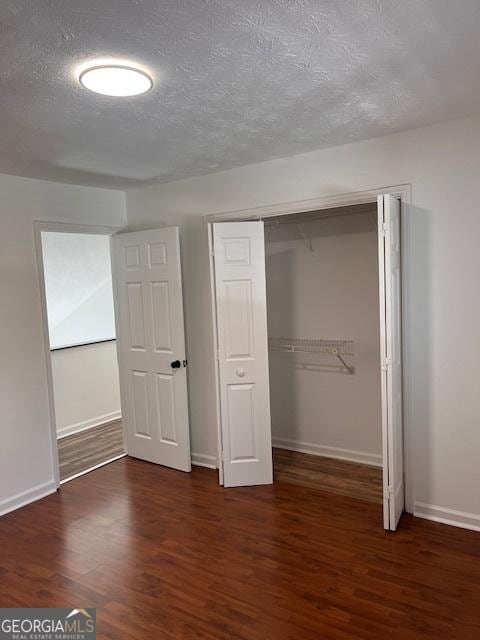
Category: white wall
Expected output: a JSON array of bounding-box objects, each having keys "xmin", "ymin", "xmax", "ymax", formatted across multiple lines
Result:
[
  {"xmin": 126, "ymin": 114, "xmax": 480, "ymax": 531},
  {"xmin": 51, "ymin": 341, "xmax": 121, "ymax": 438},
  {"xmin": 266, "ymin": 212, "xmax": 382, "ymax": 465},
  {"xmin": 41, "ymin": 232, "xmax": 116, "ymax": 349},
  {"xmin": 41, "ymin": 231, "xmax": 121, "ymax": 439},
  {"xmin": 0, "ymin": 173, "xmax": 125, "ymax": 515}
]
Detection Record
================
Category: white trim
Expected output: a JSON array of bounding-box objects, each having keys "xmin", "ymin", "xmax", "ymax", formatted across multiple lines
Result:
[
  {"xmin": 57, "ymin": 412, "xmax": 122, "ymax": 439},
  {"xmin": 35, "ymin": 221, "xmax": 123, "ymax": 236},
  {"xmin": 0, "ymin": 480, "xmax": 57, "ymax": 516},
  {"xmin": 191, "ymin": 452, "xmax": 218, "ymax": 469},
  {"xmin": 33, "ymin": 220, "xmax": 125, "ymax": 492},
  {"xmin": 207, "ymin": 223, "xmax": 224, "ymax": 485},
  {"xmin": 109, "ymin": 235, "xmax": 129, "ymax": 455},
  {"xmin": 60, "ymin": 453, "xmax": 127, "ymax": 485},
  {"xmin": 205, "ymin": 184, "xmax": 409, "ymax": 223},
  {"xmin": 272, "ymin": 437, "xmax": 382, "ymax": 467},
  {"xmin": 400, "ymin": 189, "xmax": 414, "ymax": 514},
  {"xmin": 414, "ymin": 502, "xmax": 480, "ymax": 533}
]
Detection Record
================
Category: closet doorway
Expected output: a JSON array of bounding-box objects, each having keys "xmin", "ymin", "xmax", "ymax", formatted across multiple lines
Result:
[{"xmin": 209, "ymin": 193, "xmax": 405, "ymax": 531}]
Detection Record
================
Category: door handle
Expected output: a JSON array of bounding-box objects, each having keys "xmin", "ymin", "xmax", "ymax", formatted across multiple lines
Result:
[{"xmin": 171, "ymin": 360, "xmax": 181, "ymax": 369}]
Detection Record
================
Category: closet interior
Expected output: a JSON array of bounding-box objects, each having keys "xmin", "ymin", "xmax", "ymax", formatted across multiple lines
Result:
[{"xmin": 264, "ymin": 203, "xmax": 383, "ymax": 505}]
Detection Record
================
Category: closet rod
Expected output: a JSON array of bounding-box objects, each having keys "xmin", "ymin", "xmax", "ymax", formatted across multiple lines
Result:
[{"xmin": 268, "ymin": 337, "xmax": 354, "ymax": 374}]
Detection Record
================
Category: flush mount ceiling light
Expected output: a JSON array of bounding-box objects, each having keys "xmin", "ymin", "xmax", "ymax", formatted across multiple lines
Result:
[{"xmin": 79, "ymin": 64, "xmax": 153, "ymax": 97}]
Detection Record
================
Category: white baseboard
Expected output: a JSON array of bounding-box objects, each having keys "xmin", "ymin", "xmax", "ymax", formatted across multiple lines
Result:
[
  {"xmin": 57, "ymin": 410, "xmax": 122, "ymax": 439},
  {"xmin": 414, "ymin": 502, "xmax": 480, "ymax": 533},
  {"xmin": 191, "ymin": 452, "xmax": 217, "ymax": 469},
  {"xmin": 0, "ymin": 479, "xmax": 57, "ymax": 517},
  {"xmin": 272, "ymin": 437, "xmax": 383, "ymax": 467},
  {"xmin": 60, "ymin": 453, "xmax": 127, "ymax": 485}
]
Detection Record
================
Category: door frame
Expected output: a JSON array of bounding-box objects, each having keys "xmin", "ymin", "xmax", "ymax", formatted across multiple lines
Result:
[
  {"xmin": 206, "ymin": 183, "xmax": 414, "ymax": 513},
  {"xmin": 34, "ymin": 220, "xmax": 125, "ymax": 489}
]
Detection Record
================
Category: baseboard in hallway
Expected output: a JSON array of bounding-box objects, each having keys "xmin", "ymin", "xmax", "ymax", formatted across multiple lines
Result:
[
  {"xmin": 57, "ymin": 411, "xmax": 122, "ymax": 440},
  {"xmin": 58, "ymin": 420, "xmax": 125, "ymax": 482}
]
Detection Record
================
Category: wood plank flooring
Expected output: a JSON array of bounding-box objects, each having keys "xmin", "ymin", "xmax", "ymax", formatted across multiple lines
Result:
[
  {"xmin": 273, "ymin": 447, "xmax": 383, "ymax": 504},
  {"xmin": 1, "ymin": 458, "xmax": 480, "ymax": 639},
  {"xmin": 58, "ymin": 420, "xmax": 125, "ymax": 481}
]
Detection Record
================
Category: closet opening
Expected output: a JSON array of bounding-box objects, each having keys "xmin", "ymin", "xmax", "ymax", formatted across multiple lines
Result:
[
  {"xmin": 265, "ymin": 203, "xmax": 383, "ymax": 506},
  {"xmin": 209, "ymin": 192, "xmax": 404, "ymax": 531}
]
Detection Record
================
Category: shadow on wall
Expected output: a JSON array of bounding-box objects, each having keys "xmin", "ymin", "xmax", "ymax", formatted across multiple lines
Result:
[
  {"xmin": 404, "ymin": 203, "xmax": 432, "ymax": 510},
  {"xmin": 265, "ymin": 246, "xmax": 297, "ymax": 445}
]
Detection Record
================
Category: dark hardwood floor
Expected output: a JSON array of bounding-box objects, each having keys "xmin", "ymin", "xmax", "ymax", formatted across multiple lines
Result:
[
  {"xmin": 58, "ymin": 420, "xmax": 125, "ymax": 482},
  {"xmin": 1, "ymin": 458, "xmax": 480, "ymax": 639},
  {"xmin": 273, "ymin": 447, "xmax": 383, "ymax": 504}
]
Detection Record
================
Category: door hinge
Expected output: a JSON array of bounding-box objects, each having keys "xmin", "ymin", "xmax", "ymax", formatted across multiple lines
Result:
[
  {"xmin": 379, "ymin": 221, "xmax": 388, "ymax": 236},
  {"xmin": 386, "ymin": 485, "xmax": 394, "ymax": 498}
]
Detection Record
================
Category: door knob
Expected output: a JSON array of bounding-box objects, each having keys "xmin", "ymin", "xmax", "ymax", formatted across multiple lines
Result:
[
  {"xmin": 171, "ymin": 360, "xmax": 181, "ymax": 369},
  {"xmin": 236, "ymin": 368, "xmax": 245, "ymax": 378}
]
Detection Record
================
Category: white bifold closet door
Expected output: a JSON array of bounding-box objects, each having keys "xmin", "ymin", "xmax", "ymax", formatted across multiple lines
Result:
[
  {"xmin": 212, "ymin": 222, "xmax": 273, "ymax": 487},
  {"xmin": 113, "ymin": 227, "xmax": 191, "ymax": 472},
  {"xmin": 378, "ymin": 195, "xmax": 404, "ymax": 531}
]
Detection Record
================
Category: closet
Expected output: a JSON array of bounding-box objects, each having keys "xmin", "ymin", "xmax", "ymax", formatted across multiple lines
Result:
[
  {"xmin": 210, "ymin": 193, "xmax": 404, "ymax": 531},
  {"xmin": 264, "ymin": 204, "xmax": 382, "ymax": 504}
]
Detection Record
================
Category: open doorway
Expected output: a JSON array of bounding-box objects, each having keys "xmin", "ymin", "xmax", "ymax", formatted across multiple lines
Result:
[
  {"xmin": 209, "ymin": 192, "xmax": 405, "ymax": 531},
  {"xmin": 40, "ymin": 230, "xmax": 125, "ymax": 482},
  {"xmin": 36, "ymin": 223, "xmax": 193, "ymax": 489}
]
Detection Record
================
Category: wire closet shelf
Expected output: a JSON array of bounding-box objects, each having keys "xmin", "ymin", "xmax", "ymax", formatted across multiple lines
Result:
[{"xmin": 268, "ymin": 337, "xmax": 354, "ymax": 374}]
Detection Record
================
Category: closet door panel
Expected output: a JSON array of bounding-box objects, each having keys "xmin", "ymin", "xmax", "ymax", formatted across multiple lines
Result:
[
  {"xmin": 213, "ymin": 221, "xmax": 273, "ymax": 487},
  {"xmin": 378, "ymin": 194, "xmax": 404, "ymax": 531}
]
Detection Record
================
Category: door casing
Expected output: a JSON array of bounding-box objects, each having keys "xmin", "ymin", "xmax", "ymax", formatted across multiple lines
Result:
[{"xmin": 34, "ymin": 221, "xmax": 124, "ymax": 489}]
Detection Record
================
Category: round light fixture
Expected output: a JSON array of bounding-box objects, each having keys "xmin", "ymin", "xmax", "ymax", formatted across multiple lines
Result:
[{"xmin": 79, "ymin": 64, "xmax": 153, "ymax": 97}]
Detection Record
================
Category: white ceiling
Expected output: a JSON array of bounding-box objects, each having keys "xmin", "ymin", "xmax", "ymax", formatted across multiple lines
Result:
[{"xmin": 2, "ymin": 0, "xmax": 480, "ymax": 189}]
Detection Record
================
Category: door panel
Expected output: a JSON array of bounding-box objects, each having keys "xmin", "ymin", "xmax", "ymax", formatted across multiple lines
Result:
[
  {"xmin": 227, "ymin": 383, "xmax": 257, "ymax": 461},
  {"xmin": 151, "ymin": 281, "xmax": 173, "ymax": 351},
  {"xmin": 224, "ymin": 280, "xmax": 254, "ymax": 359},
  {"xmin": 378, "ymin": 195, "xmax": 404, "ymax": 530},
  {"xmin": 213, "ymin": 221, "xmax": 273, "ymax": 487},
  {"xmin": 113, "ymin": 227, "xmax": 191, "ymax": 472}
]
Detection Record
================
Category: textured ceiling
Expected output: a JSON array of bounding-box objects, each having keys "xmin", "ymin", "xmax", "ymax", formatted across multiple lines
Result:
[{"xmin": 2, "ymin": 0, "xmax": 480, "ymax": 189}]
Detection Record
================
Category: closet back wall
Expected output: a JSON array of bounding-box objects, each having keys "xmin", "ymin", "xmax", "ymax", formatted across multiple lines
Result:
[{"xmin": 266, "ymin": 212, "xmax": 382, "ymax": 465}]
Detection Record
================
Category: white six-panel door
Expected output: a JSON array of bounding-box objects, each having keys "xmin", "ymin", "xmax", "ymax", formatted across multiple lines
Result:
[
  {"xmin": 113, "ymin": 227, "xmax": 191, "ymax": 472},
  {"xmin": 378, "ymin": 195, "xmax": 404, "ymax": 530},
  {"xmin": 212, "ymin": 222, "xmax": 273, "ymax": 487}
]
